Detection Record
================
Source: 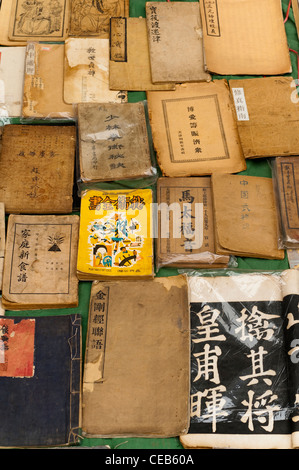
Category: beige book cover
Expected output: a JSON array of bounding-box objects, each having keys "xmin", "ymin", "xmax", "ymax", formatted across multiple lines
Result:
[
  {"xmin": 69, "ymin": 0, "xmax": 129, "ymax": 37},
  {"xmin": 211, "ymin": 173, "xmax": 285, "ymax": 260},
  {"xmin": 229, "ymin": 77, "xmax": 299, "ymax": 159},
  {"xmin": 200, "ymin": 0, "xmax": 291, "ymax": 76},
  {"xmin": 2, "ymin": 214, "xmax": 79, "ymax": 310},
  {"xmin": 64, "ymin": 37, "xmax": 127, "ymax": 104},
  {"xmin": 156, "ymin": 177, "xmax": 229, "ymax": 269},
  {"xmin": 22, "ymin": 42, "xmax": 74, "ymax": 118},
  {"xmin": 0, "ymin": 202, "xmax": 5, "ymax": 290},
  {"xmin": 0, "ymin": 0, "xmax": 26, "ymax": 45},
  {"xmin": 0, "ymin": 46, "xmax": 26, "ymax": 117},
  {"xmin": 145, "ymin": 1, "xmax": 210, "ymax": 84},
  {"xmin": 8, "ymin": 0, "xmax": 69, "ymax": 42},
  {"xmin": 77, "ymin": 102, "xmax": 154, "ymax": 182},
  {"xmin": 109, "ymin": 17, "xmax": 175, "ymax": 91},
  {"xmin": 82, "ymin": 275, "xmax": 190, "ymax": 437},
  {"xmin": 0, "ymin": 124, "xmax": 76, "ymax": 214},
  {"xmin": 293, "ymin": 0, "xmax": 299, "ymax": 38},
  {"xmin": 147, "ymin": 80, "xmax": 246, "ymax": 177}
]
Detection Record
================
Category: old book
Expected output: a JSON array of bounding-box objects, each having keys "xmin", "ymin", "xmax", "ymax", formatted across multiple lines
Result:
[
  {"xmin": 1, "ymin": 214, "xmax": 79, "ymax": 310},
  {"xmin": 69, "ymin": 0, "xmax": 129, "ymax": 37},
  {"xmin": 156, "ymin": 177, "xmax": 229, "ymax": 269},
  {"xmin": 8, "ymin": 0, "xmax": 69, "ymax": 42},
  {"xmin": 64, "ymin": 37, "xmax": 127, "ymax": 104},
  {"xmin": 287, "ymin": 249, "xmax": 299, "ymax": 269},
  {"xmin": 109, "ymin": 17, "xmax": 175, "ymax": 91},
  {"xmin": 293, "ymin": 0, "xmax": 299, "ymax": 38},
  {"xmin": 200, "ymin": 0, "xmax": 291, "ymax": 75},
  {"xmin": 211, "ymin": 173, "xmax": 285, "ymax": 260},
  {"xmin": 229, "ymin": 77, "xmax": 299, "ymax": 159},
  {"xmin": 0, "ymin": 203, "xmax": 4, "ymax": 290},
  {"xmin": 77, "ymin": 188, "xmax": 154, "ymax": 280},
  {"xmin": 0, "ymin": 314, "xmax": 81, "ymax": 447},
  {"xmin": 77, "ymin": 102, "xmax": 154, "ymax": 183},
  {"xmin": 0, "ymin": 0, "xmax": 26, "ymax": 45},
  {"xmin": 272, "ymin": 157, "xmax": 299, "ymax": 248},
  {"xmin": 0, "ymin": 124, "xmax": 76, "ymax": 214},
  {"xmin": 82, "ymin": 276, "xmax": 190, "ymax": 437},
  {"xmin": 0, "ymin": 46, "xmax": 26, "ymax": 117},
  {"xmin": 180, "ymin": 270, "xmax": 299, "ymax": 449},
  {"xmin": 22, "ymin": 42, "xmax": 74, "ymax": 119},
  {"xmin": 145, "ymin": 2, "xmax": 210, "ymax": 84},
  {"xmin": 147, "ymin": 80, "xmax": 246, "ymax": 177}
]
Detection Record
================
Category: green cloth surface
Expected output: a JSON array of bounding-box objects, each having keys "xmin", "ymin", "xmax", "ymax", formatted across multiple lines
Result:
[{"xmin": 5, "ymin": 0, "xmax": 298, "ymax": 449}]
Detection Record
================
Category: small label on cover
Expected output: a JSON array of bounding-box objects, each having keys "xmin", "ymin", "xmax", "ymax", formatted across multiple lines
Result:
[
  {"xmin": 110, "ymin": 17, "xmax": 127, "ymax": 62},
  {"xmin": 232, "ymin": 87, "xmax": 249, "ymax": 121},
  {"xmin": 25, "ymin": 43, "xmax": 36, "ymax": 75}
]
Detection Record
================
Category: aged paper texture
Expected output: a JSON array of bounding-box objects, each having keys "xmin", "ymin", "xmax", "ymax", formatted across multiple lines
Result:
[
  {"xmin": 0, "ymin": 0, "xmax": 26, "ymax": 45},
  {"xmin": 147, "ymin": 80, "xmax": 246, "ymax": 177},
  {"xmin": 0, "ymin": 125, "xmax": 76, "ymax": 214},
  {"xmin": 0, "ymin": 46, "xmax": 26, "ymax": 117},
  {"xmin": 69, "ymin": 0, "xmax": 129, "ymax": 37},
  {"xmin": 82, "ymin": 276, "xmax": 190, "ymax": 437},
  {"xmin": 0, "ymin": 203, "xmax": 5, "ymax": 290},
  {"xmin": 293, "ymin": 0, "xmax": 299, "ymax": 38},
  {"xmin": 146, "ymin": 1, "xmax": 210, "ymax": 83},
  {"xmin": 78, "ymin": 102, "xmax": 153, "ymax": 182},
  {"xmin": 200, "ymin": 0, "xmax": 291, "ymax": 75}
]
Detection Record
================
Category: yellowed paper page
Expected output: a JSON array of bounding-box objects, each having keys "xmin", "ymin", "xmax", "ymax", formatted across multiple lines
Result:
[
  {"xmin": 0, "ymin": 0, "xmax": 26, "ymax": 45},
  {"xmin": 0, "ymin": 46, "xmax": 26, "ymax": 117}
]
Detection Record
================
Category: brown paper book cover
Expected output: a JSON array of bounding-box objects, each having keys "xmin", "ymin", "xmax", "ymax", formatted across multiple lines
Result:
[
  {"xmin": 211, "ymin": 173, "xmax": 285, "ymax": 260},
  {"xmin": 69, "ymin": 0, "xmax": 129, "ymax": 37},
  {"xmin": 77, "ymin": 102, "xmax": 154, "ymax": 182},
  {"xmin": 0, "ymin": 124, "xmax": 76, "ymax": 214},
  {"xmin": 0, "ymin": 202, "xmax": 5, "ymax": 290},
  {"xmin": 200, "ymin": 0, "xmax": 291, "ymax": 76},
  {"xmin": 156, "ymin": 177, "xmax": 229, "ymax": 269},
  {"xmin": 147, "ymin": 80, "xmax": 246, "ymax": 177},
  {"xmin": 22, "ymin": 42, "xmax": 74, "ymax": 118},
  {"xmin": 109, "ymin": 17, "xmax": 175, "ymax": 91},
  {"xmin": 0, "ymin": 0, "xmax": 27, "ymax": 45},
  {"xmin": 2, "ymin": 214, "xmax": 79, "ymax": 310},
  {"xmin": 64, "ymin": 37, "xmax": 127, "ymax": 105},
  {"xmin": 292, "ymin": 0, "xmax": 299, "ymax": 38},
  {"xmin": 8, "ymin": 0, "xmax": 69, "ymax": 42},
  {"xmin": 145, "ymin": 2, "xmax": 210, "ymax": 84},
  {"xmin": 82, "ymin": 275, "xmax": 190, "ymax": 437},
  {"xmin": 229, "ymin": 77, "xmax": 299, "ymax": 159}
]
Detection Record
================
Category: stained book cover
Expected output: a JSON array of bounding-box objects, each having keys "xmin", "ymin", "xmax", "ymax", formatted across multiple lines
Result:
[
  {"xmin": 0, "ymin": 203, "xmax": 5, "ymax": 290},
  {"xmin": 0, "ymin": 125, "xmax": 76, "ymax": 214},
  {"xmin": 22, "ymin": 42, "xmax": 74, "ymax": 119},
  {"xmin": 109, "ymin": 17, "xmax": 175, "ymax": 92},
  {"xmin": 229, "ymin": 77, "xmax": 299, "ymax": 159},
  {"xmin": 211, "ymin": 173, "xmax": 285, "ymax": 260},
  {"xmin": 147, "ymin": 80, "xmax": 245, "ymax": 177},
  {"xmin": 77, "ymin": 102, "xmax": 154, "ymax": 183},
  {"xmin": 156, "ymin": 177, "xmax": 229, "ymax": 269},
  {"xmin": 82, "ymin": 276, "xmax": 190, "ymax": 437},
  {"xmin": 64, "ymin": 37, "xmax": 127, "ymax": 104},
  {"xmin": 0, "ymin": 46, "xmax": 26, "ymax": 117},
  {"xmin": 0, "ymin": 314, "xmax": 81, "ymax": 447},
  {"xmin": 145, "ymin": 2, "xmax": 210, "ymax": 84},
  {"xmin": 69, "ymin": 0, "xmax": 129, "ymax": 37},
  {"xmin": 2, "ymin": 214, "xmax": 79, "ymax": 310},
  {"xmin": 200, "ymin": 0, "xmax": 291, "ymax": 76},
  {"xmin": 180, "ymin": 270, "xmax": 299, "ymax": 449},
  {"xmin": 77, "ymin": 189, "xmax": 154, "ymax": 280}
]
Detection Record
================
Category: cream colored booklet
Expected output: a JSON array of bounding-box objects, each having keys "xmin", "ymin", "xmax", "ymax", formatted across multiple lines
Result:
[
  {"xmin": 147, "ymin": 80, "xmax": 246, "ymax": 177},
  {"xmin": 0, "ymin": 46, "xmax": 26, "ymax": 117},
  {"xmin": 200, "ymin": 0, "xmax": 291, "ymax": 75}
]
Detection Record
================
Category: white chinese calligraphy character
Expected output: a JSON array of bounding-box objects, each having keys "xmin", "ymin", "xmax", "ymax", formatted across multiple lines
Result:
[
  {"xmin": 241, "ymin": 390, "xmax": 280, "ymax": 432},
  {"xmin": 193, "ymin": 343, "xmax": 222, "ymax": 384},
  {"xmin": 192, "ymin": 305, "xmax": 226, "ymax": 343},
  {"xmin": 190, "ymin": 385, "xmax": 228, "ymax": 433},
  {"xmin": 240, "ymin": 346, "xmax": 276, "ymax": 386},
  {"xmin": 235, "ymin": 306, "xmax": 279, "ymax": 342}
]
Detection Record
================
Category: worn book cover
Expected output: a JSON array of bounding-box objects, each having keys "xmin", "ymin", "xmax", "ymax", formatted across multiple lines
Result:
[
  {"xmin": 64, "ymin": 37, "xmax": 127, "ymax": 104},
  {"xmin": 22, "ymin": 42, "xmax": 74, "ymax": 119},
  {"xmin": 147, "ymin": 80, "xmax": 246, "ymax": 177},
  {"xmin": 2, "ymin": 214, "xmax": 79, "ymax": 310},
  {"xmin": 293, "ymin": 0, "xmax": 299, "ymax": 38},
  {"xmin": 8, "ymin": 0, "xmax": 69, "ymax": 42},
  {"xmin": 77, "ymin": 102, "xmax": 154, "ymax": 182},
  {"xmin": 0, "ymin": 314, "xmax": 81, "ymax": 447},
  {"xmin": 77, "ymin": 188, "xmax": 154, "ymax": 280},
  {"xmin": 200, "ymin": 0, "xmax": 291, "ymax": 75},
  {"xmin": 69, "ymin": 0, "xmax": 129, "ymax": 37},
  {"xmin": 145, "ymin": 2, "xmax": 210, "ymax": 84},
  {"xmin": 82, "ymin": 275, "xmax": 190, "ymax": 437},
  {"xmin": 0, "ymin": 203, "xmax": 5, "ymax": 290},
  {"xmin": 211, "ymin": 173, "xmax": 285, "ymax": 260},
  {"xmin": 272, "ymin": 157, "xmax": 299, "ymax": 248},
  {"xmin": 109, "ymin": 17, "xmax": 175, "ymax": 91},
  {"xmin": 181, "ymin": 270, "xmax": 299, "ymax": 449},
  {"xmin": 0, "ymin": 124, "xmax": 76, "ymax": 214},
  {"xmin": 0, "ymin": 0, "xmax": 27, "ymax": 45},
  {"xmin": 0, "ymin": 46, "xmax": 26, "ymax": 117},
  {"xmin": 229, "ymin": 77, "xmax": 299, "ymax": 159},
  {"xmin": 156, "ymin": 177, "xmax": 229, "ymax": 269}
]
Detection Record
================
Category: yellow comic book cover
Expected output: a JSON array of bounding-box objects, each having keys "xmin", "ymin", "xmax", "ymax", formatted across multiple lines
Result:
[{"xmin": 77, "ymin": 189, "xmax": 154, "ymax": 279}]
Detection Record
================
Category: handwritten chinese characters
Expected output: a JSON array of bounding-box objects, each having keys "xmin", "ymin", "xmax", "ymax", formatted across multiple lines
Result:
[{"xmin": 148, "ymin": 4, "xmax": 161, "ymax": 43}]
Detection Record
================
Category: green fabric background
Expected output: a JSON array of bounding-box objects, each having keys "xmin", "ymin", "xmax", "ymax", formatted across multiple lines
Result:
[{"xmin": 5, "ymin": 0, "xmax": 299, "ymax": 449}]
